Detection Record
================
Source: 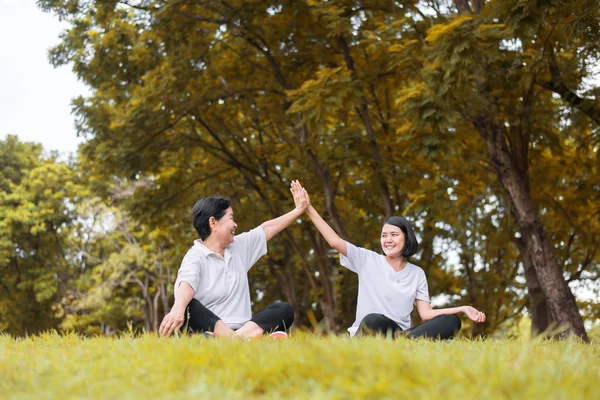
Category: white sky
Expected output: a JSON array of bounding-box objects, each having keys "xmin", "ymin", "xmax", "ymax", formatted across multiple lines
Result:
[{"xmin": 0, "ymin": 0, "xmax": 88, "ymax": 156}]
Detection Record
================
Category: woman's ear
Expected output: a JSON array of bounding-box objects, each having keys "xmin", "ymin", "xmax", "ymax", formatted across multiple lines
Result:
[{"xmin": 208, "ymin": 216, "xmax": 216, "ymax": 232}]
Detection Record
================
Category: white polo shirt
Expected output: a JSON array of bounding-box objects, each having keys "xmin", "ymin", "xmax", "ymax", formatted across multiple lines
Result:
[
  {"xmin": 340, "ymin": 241, "xmax": 430, "ymax": 336},
  {"xmin": 174, "ymin": 227, "xmax": 267, "ymax": 329}
]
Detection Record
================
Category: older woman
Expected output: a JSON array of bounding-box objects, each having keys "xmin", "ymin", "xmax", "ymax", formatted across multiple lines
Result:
[
  {"xmin": 159, "ymin": 185, "xmax": 307, "ymax": 338},
  {"xmin": 291, "ymin": 181, "xmax": 485, "ymax": 339}
]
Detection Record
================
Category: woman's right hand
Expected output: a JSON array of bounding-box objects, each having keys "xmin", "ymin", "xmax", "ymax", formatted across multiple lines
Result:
[
  {"xmin": 291, "ymin": 180, "xmax": 311, "ymax": 211},
  {"xmin": 159, "ymin": 308, "xmax": 185, "ymax": 337},
  {"xmin": 462, "ymin": 306, "xmax": 486, "ymax": 323}
]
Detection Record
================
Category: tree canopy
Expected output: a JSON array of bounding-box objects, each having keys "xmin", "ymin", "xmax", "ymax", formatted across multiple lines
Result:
[{"xmin": 1, "ymin": 0, "xmax": 597, "ymax": 337}]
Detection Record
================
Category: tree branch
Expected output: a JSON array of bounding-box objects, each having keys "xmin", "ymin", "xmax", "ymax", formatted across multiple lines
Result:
[
  {"xmin": 538, "ymin": 46, "xmax": 600, "ymax": 127},
  {"xmin": 453, "ymin": 0, "xmax": 473, "ymax": 13}
]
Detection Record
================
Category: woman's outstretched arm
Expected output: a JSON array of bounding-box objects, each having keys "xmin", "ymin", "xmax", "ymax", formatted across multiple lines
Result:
[
  {"xmin": 292, "ymin": 181, "xmax": 347, "ymax": 257},
  {"xmin": 415, "ymin": 300, "xmax": 486, "ymax": 323},
  {"xmin": 259, "ymin": 180, "xmax": 309, "ymax": 241}
]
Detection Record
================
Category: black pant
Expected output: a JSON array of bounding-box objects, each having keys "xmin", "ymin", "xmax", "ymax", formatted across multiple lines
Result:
[
  {"xmin": 358, "ymin": 313, "xmax": 461, "ymax": 340},
  {"xmin": 182, "ymin": 299, "xmax": 294, "ymax": 334}
]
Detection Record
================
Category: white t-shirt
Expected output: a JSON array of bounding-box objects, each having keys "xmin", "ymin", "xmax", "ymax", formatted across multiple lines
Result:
[
  {"xmin": 174, "ymin": 227, "xmax": 267, "ymax": 329},
  {"xmin": 340, "ymin": 241, "xmax": 430, "ymax": 336}
]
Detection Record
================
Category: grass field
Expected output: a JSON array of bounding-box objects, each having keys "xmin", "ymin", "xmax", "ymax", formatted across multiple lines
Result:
[{"xmin": 1, "ymin": 332, "xmax": 598, "ymax": 399}]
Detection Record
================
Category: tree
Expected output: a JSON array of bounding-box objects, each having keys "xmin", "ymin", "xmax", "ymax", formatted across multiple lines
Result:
[
  {"xmin": 0, "ymin": 136, "xmax": 80, "ymax": 336},
  {"xmin": 37, "ymin": 0, "xmax": 598, "ymax": 337},
  {"xmin": 59, "ymin": 199, "xmax": 177, "ymax": 334},
  {"xmin": 401, "ymin": 0, "xmax": 599, "ymax": 339}
]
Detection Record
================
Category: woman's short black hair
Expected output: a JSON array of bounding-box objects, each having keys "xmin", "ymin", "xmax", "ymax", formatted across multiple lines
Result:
[
  {"xmin": 192, "ymin": 195, "xmax": 232, "ymax": 240},
  {"xmin": 382, "ymin": 216, "xmax": 419, "ymax": 258}
]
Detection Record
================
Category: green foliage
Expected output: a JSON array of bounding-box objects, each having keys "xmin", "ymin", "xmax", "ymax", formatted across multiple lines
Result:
[
  {"xmin": 0, "ymin": 135, "xmax": 42, "ymax": 193},
  {"xmin": 0, "ymin": 136, "xmax": 82, "ymax": 335},
  {"xmin": 18, "ymin": 0, "xmax": 599, "ymax": 336}
]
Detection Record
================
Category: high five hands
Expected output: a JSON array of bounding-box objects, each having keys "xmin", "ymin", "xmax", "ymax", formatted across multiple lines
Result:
[{"xmin": 290, "ymin": 180, "xmax": 310, "ymax": 211}]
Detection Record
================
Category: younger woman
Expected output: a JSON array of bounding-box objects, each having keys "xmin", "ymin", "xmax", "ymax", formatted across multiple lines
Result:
[{"xmin": 292, "ymin": 181, "xmax": 485, "ymax": 339}]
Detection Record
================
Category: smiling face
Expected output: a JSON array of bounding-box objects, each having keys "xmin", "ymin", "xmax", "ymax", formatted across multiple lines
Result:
[
  {"xmin": 380, "ymin": 223, "xmax": 406, "ymax": 258},
  {"xmin": 210, "ymin": 207, "xmax": 237, "ymax": 246}
]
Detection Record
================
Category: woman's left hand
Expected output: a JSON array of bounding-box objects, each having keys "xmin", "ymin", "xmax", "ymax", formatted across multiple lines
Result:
[
  {"xmin": 290, "ymin": 180, "xmax": 310, "ymax": 211},
  {"xmin": 462, "ymin": 306, "xmax": 486, "ymax": 323}
]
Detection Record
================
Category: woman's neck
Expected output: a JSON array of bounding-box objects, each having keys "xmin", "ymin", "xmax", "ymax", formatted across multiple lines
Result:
[
  {"xmin": 385, "ymin": 255, "xmax": 408, "ymax": 272},
  {"xmin": 202, "ymin": 236, "xmax": 227, "ymax": 256}
]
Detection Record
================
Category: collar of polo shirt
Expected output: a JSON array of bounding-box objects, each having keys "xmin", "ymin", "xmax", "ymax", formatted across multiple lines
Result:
[{"xmin": 194, "ymin": 239, "xmax": 231, "ymax": 260}]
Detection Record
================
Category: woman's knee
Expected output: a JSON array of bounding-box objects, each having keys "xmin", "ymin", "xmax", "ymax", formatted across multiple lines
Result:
[
  {"xmin": 360, "ymin": 313, "xmax": 386, "ymax": 328},
  {"xmin": 407, "ymin": 314, "xmax": 461, "ymax": 340},
  {"xmin": 433, "ymin": 314, "xmax": 462, "ymax": 333},
  {"xmin": 272, "ymin": 302, "xmax": 295, "ymax": 328},
  {"xmin": 445, "ymin": 314, "xmax": 462, "ymax": 330},
  {"xmin": 187, "ymin": 298, "xmax": 202, "ymax": 311},
  {"xmin": 270, "ymin": 301, "xmax": 293, "ymax": 314},
  {"xmin": 185, "ymin": 299, "xmax": 221, "ymax": 332},
  {"xmin": 281, "ymin": 302, "xmax": 295, "ymax": 321},
  {"xmin": 358, "ymin": 313, "xmax": 398, "ymax": 336}
]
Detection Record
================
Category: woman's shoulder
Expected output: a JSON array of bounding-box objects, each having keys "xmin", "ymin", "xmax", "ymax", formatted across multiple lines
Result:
[
  {"xmin": 231, "ymin": 227, "xmax": 265, "ymax": 247},
  {"xmin": 348, "ymin": 242, "xmax": 383, "ymax": 259},
  {"xmin": 407, "ymin": 262, "xmax": 426, "ymax": 275},
  {"xmin": 181, "ymin": 241, "xmax": 209, "ymax": 264}
]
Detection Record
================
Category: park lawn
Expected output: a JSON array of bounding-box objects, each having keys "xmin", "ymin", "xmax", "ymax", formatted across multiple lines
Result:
[{"xmin": 0, "ymin": 333, "xmax": 598, "ymax": 399}]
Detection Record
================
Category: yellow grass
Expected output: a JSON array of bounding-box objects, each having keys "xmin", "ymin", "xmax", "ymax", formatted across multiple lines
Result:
[{"xmin": 0, "ymin": 332, "xmax": 598, "ymax": 399}]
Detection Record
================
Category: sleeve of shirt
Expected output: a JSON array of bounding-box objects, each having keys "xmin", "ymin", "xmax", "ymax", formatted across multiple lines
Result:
[
  {"xmin": 232, "ymin": 227, "xmax": 268, "ymax": 271},
  {"xmin": 339, "ymin": 241, "xmax": 375, "ymax": 274},
  {"xmin": 415, "ymin": 268, "xmax": 430, "ymax": 302},
  {"xmin": 173, "ymin": 251, "xmax": 202, "ymax": 297}
]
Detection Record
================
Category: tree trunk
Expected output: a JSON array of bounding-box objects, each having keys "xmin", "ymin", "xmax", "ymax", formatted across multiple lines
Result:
[
  {"xmin": 153, "ymin": 291, "xmax": 161, "ymax": 331},
  {"xmin": 453, "ymin": 0, "xmax": 473, "ymax": 14},
  {"xmin": 281, "ymin": 229, "xmax": 340, "ymax": 332},
  {"xmin": 308, "ymin": 231, "xmax": 340, "ymax": 333},
  {"xmin": 156, "ymin": 258, "xmax": 170, "ymax": 319},
  {"xmin": 479, "ymin": 120, "xmax": 588, "ymax": 340},
  {"xmin": 267, "ymin": 258, "xmax": 309, "ymax": 329},
  {"xmin": 338, "ymin": 34, "xmax": 393, "ymax": 217},
  {"xmin": 516, "ymin": 238, "xmax": 552, "ymax": 335}
]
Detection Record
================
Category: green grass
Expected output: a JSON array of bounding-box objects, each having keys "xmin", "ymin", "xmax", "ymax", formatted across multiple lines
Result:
[{"xmin": 1, "ymin": 333, "xmax": 598, "ymax": 399}]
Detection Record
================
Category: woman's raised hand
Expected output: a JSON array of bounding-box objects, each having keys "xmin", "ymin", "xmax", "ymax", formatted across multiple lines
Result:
[
  {"xmin": 290, "ymin": 180, "xmax": 310, "ymax": 211},
  {"xmin": 462, "ymin": 306, "xmax": 486, "ymax": 323}
]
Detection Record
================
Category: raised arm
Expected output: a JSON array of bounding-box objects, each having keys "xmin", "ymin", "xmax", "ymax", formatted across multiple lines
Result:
[
  {"xmin": 292, "ymin": 181, "xmax": 347, "ymax": 257},
  {"xmin": 260, "ymin": 180, "xmax": 308, "ymax": 241}
]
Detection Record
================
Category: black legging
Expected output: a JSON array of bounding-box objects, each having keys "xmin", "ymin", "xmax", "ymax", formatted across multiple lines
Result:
[
  {"xmin": 358, "ymin": 313, "xmax": 461, "ymax": 340},
  {"xmin": 182, "ymin": 299, "xmax": 294, "ymax": 334}
]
